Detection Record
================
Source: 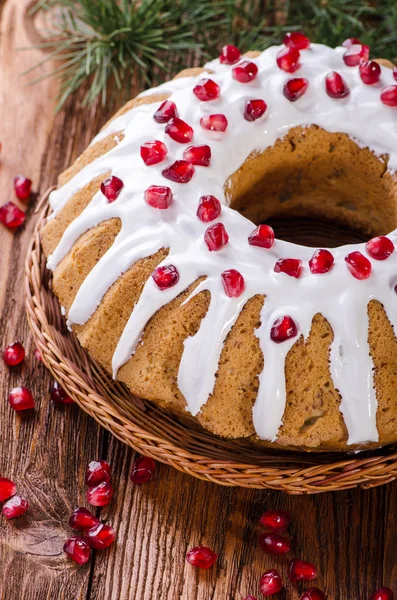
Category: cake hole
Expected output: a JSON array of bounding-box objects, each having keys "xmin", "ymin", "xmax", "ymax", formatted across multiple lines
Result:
[{"xmin": 266, "ymin": 216, "xmax": 367, "ymax": 248}]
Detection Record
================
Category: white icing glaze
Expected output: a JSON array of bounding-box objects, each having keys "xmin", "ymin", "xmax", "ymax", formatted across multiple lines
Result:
[{"xmin": 46, "ymin": 43, "xmax": 397, "ymax": 445}]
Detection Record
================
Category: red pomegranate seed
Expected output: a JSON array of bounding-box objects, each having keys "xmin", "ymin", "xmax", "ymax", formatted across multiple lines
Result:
[
  {"xmin": 200, "ymin": 114, "xmax": 228, "ymax": 132},
  {"xmin": 204, "ymin": 222, "xmax": 229, "ymax": 251},
  {"xmin": 260, "ymin": 509, "xmax": 291, "ymax": 532},
  {"xmin": 152, "ymin": 264, "xmax": 179, "ymax": 290},
  {"xmin": 64, "ymin": 536, "xmax": 91, "ymax": 564},
  {"xmin": 300, "ymin": 589, "xmax": 326, "ymax": 600},
  {"xmin": 8, "ymin": 387, "xmax": 35, "ymax": 411},
  {"xmin": 0, "ymin": 478, "xmax": 17, "ymax": 502},
  {"xmin": 221, "ymin": 269, "xmax": 245, "ymax": 298},
  {"xmin": 345, "ymin": 251, "xmax": 372, "ymax": 280},
  {"xmin": 165, "ymin": 117, "xmax": 193, "ymax": 143},
  {"xmin": 186, "ymin": 546, "xmax": 217, "ymax": 569},
  {"xmin": 144, "ymin": 185, "xmax": 173, "ymax": 209},
  {"xmin": 243, "ymin": 597, "xmax": 258, "ymax": 600},
  {"xmin": 0, "ymin": 202, "xmax": 25, "ymax": 228},
  {"xmin": 244, "ymin": 99, "xmax": 267, "ymax": 121},
  {"xmin": 87, "ymin": 481, "xmax": 113, "ymax": 507},
  {"xmin": 343, "ymin": 43, "xmax": 369, "ymax": 67},
  {"xmin": 283, "ymin": 77, "xmax": 309, "ymax": 101},
  {"xmin": 276, "ymin": 47, "xmax": 300, "ymax": 73},
  {"xmin": 183, "ymin": 145, "xmax": 211, "ymax": 166},
  {"xmin": 84, "ymin": 523, "xmax": 116, "ymax": 550},
  {"xmin": 85, "ymin": 460, "xmax": 111, "ymax": 486},
  {"xmin": 259, "ymin": 532, "xmax": 290, "ymax": 555},
  {"xmin": 359, "ymin": 60, "xmax": 381, "ymax": 84},
  {"xmin": 325, "ymin": 72, "xmax": 350, "ymax": 98},
  {"xmin": 153, "ymin": 100, "xmax": 178, "ymax": 123},
  {"xmin": 284, "ymin": 31, "xmax": 310, "ymax": 50},
  {"xmin": 13, "ymin": 175, "xmax": 32, "ymax": 201},
  {"xmin": 366, "ymin": 236, "xmax": 394, "ymax": 260},
  {"xmin": 2, "ymin": 495, "xmax": 29, "ymax": 519},
  {"xmin": 51, "ymin": 381, "xmax": 74, "ymax": 404},
  {"xmin": 288, "ymin": 559, "xmax": 317, "ymax": 583},
  {"xmin": 381, "ymin": 86, "xmax": 397, "ymax": 107},
  {"xmin": 162, "ymin": 160, "xmax": 195, "ymax": 183},
  {"xmin": 274, "ymin": 258, "xmax": 302, "ymax": 278},
  {"xmin": 100, "ymin": 176, "xmax": 123, "ymax": 202},
  {"xmin": 270, "ymin": 316, "xmax": 298, "ymax": 343},
  {"xmin": 69, "ymin": 507, "xmax": 99, "ymax": 532},
  {"xmin": 140, "ymin": 140, "xmax": 168, "ymax": 166},
  {"xmin": 3, "ymin": 341, "xmax": 25, "ymax": 366},
  {"xmin": 309, "ymin": 249, "xmax": 334, "ymax": 274},
  {"xmin": 131, "ymin": 455, "xmax": 156, "ymax": 484},
  {"xmin": 193, "ymin": 78, "xmax": 220, "ymax": 101},
  {"xmin": 219, "ymin": 44, "xmax": 241, "ymax": 65},
  {"xmin": 342, "ymin": 37, "xmax": 361, "ymax": 48},
  {"xmin": 248, "ymin": 224, "xmax": 274, "ymax": 249},
  {"xmin": 232, "ymin": 60, "xmax": 258, "ymax": 83},
  {"xmin": 370, "ymin": 587, "xmax": 394, "ymax": 600},
  {"xmin": 34, "ymin": 348, "xmax": 42, "ymax": 361},
  {"xmin": 197, "ymin": 195, "xmax": 221, "ymax": 222},
  {"xmin": 260, "ymin": 569, "xmax": 283, "ymax": 596}
]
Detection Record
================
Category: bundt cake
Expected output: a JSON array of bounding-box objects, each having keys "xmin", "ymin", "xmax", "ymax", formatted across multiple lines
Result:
[{"xmin": 42, "ymin": 36, "xmax": 397, "ymax": 452}]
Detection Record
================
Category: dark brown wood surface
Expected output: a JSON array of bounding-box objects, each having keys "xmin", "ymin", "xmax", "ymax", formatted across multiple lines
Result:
[{"xmin": 0, "ymin": 1, "xmax": 396, "ymax": 599}]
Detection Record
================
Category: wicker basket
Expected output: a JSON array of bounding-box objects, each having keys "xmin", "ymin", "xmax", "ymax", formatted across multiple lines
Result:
[{"xmin": 25, "ymin": 193, "xmax": 397, "ymax": 494}]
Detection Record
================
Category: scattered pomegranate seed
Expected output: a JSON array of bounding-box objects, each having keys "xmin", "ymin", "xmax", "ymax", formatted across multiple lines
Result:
[
  {"xmin": 359, "ymin": 61, "xmax": 381, "ymax": 85},
  {"xmin": 13, "ymin": 175, "xmax": 32, "ymax": 201},
  {"xmin": 232, "ymin": 60, "xmax": 258, "ymax": 83},
  {"xmin": 193, "ymin": 78, "xmax": 220, "ymax": 101},
  {"xmin": 200, "ymin": 114, "xmax": 228, "ymax": 132},
  {"xmin": 343, "ymin": 43, "xmax": 369, "ymax": 67},
  {"xmin": 162, "ymin": 160, "xmax": 195, "ymax": 184},
  {"xmin": 2, "ymin": 341, "xmax": 25, "ymax": 366},
  {"xmin": 219, "ymin": 44, "xmax": 241, "ymax": 65},
  {"xmin": 204, "ymin": 222, "xmax": 229, "ymax": 251},
  {"xmin": 144, "ymin": 185, "xmax": 173, "ymax": 209},
  {"xmin": 244, "ymin": 99, "xmax": 267, "ymax": 121},
  {"xmin": 186, "ymin": 546, "xmax": 217, "ymax": 569},
  {"xmin": 0, "ymin": 478, "xmax": 17, "ymax": 502},
  {"xmin": 85, "ymin": 460, "xmax": 111, "ymax": 486},
  {"xmin": 50, "ymin": 381, "xmax": 74, "ymax": 404},
  {"xmin": 8, "ymin": 387, "xmax": 35, "ymax": 411},
  {"xmin": 197, "ymin": 195, "xmax": 221, "ymax": 222},
  {"xmin": 366, "ymin": 236, "xmax": 394, "ymax": 260},
  {"xmin": 34, "ymin": 348, "xmax": 42, "ymax": 361},
  {"xmin": 131, "ymin": 455, "xmax": 156, "ymax": 484},
  {"xmin": 260, "ymin": 569, "xmax": 283, "ymax": 596},
  {"xmin": 381, "ymin": 86, "xmax": 397, "ymax": 107},
  {"xmin": 165, "ymin": 117, "xmax": 193, "ymax": 143},
  {"xmin": 309, "ymin": 249, "xmax": 334, "ymax": 274},
  {"xmin": 248, "ymin": 224, "xmax": 274, "ymax": 249},
  {"xmin": 183, "ymin": 145, "xmax": 211, "ymax": 166},
  {"xmin": 64, "ymin": 536, "xmax": 91, "ymax": 564},
  {"xmin": 69, "ymin": 507, "xmax": 99, "ymax": 532},
  {"xmin": 283, "ymin": 77, "xmax": 309, "ymax": 101},
  {"xmin": 276, "ymin": 47, "xmax": 300, "ymax": 73},
  {"xmin": 341, "ymin": 37, "xmax": 361, "ymax": 48},
  {"xmin": 140, "ymin": 140, "xmax": 168, "ymax": 166},
  {"xmin": 100, "ymin": 176, "xmax": 124, "ymax": 202},
  {"xmin": 270, "ymin": 316, "xmax": 298, "ymax": 343},
  {"xmin": 370, "ymin": 587, "xmax": 394, "ymax": 600},
  {"xmin": 284, "ymin": 31, "xmax": 310, "ymax": 50},
  {"xmin": 221, "ymin": 269, "xmax": 245, "ymax": 298},
  {"xmin": 2, "ymin": 495, "xmax": 29, "ymax": 519},
  {"xmin": 84, "ymin": 523, "xmax": 116, "ymax": 550},
  {"xmin": 345, "ymin": 251, "xmax": 372, "ymax": 280},
  {"xmin": 325, "ymin": 72, "xmax": 350, "ymax": 98},
  {"xmin": 288, "ymin": 559, "xmax": 317, "ymax": 583},
  {"xmin": 152, "ymin": 264, "xmax": 179, "ymax": 290},
  {"xmin": 0, "ymin": 202, "xmax": 25, "ymax": 229},
  {"xmin": 87, "ymin": 481, "xmax": 113, "ymax": 507},
  {"xmin": 260, "ymin": 509, "xmax": 291, "ymax": 532},
  {"xmin": 274, "ymin": 258, "xmax": 302, "ymax": 278},
  {"xmin": 300, "ymin": 589, "xmax": 326, "ymax": 600},
  {"xmin": 153, "ymin": 100, "xmax": 178, "ymax": 123},
  {"xmin": 259, "ymin": 532, "xmax": 291, "ymax": 555}
]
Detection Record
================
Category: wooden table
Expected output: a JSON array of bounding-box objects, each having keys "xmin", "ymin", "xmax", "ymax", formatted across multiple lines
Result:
[{"xmin": 0, "ymin": 1, "xmax": 396, "ymax": 598}]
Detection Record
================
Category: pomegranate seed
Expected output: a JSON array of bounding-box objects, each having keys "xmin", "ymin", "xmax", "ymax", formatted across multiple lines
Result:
[
  {"xmin": 244, "ymin": 99, "xmax": 267, "ymax": 121},
  {"xmin": 259, "ymin": 532, "xmax": 290, "ymax": 555},
  {"xmin": 100, "ymin": 176, "xmax": 123, "ymax": 202},
  {"xmin": 309, "ymin": 249, "xmax": 334, "ymax": 274},
  {"xmin": 274, "ymin": 258, "xmax": 302, "ymax": 278},
  {"xmin": 51, "ymin": 381, "xmax": 74, "ymax": 404},
  {"xmin": 260, "ymin": 569, "xmax": 283, "ymax": 596},
  {"xmin": 144, "ymin": 185, "xmax": 173, "ymax": 209},
  {"xmin": 345, "ymin": 251, "xmax": 372, "ymax": 280},
  {"xmin": 221, "ymin": 269, "xmax": 245, "ymax": 298},
  {"xmin": 243, "ymin": 597, "xmax": 258, "ymax": 600},
  {"xmin": 193, "ymin": 78, "xmax": 220, "ymax": 101},
  {"xmin": 288, "ymin": 559, "xmax": 317, "ymax": 583},
  {"xmin": 359, "ymin": 61, "xmax": 381, "ymax": 85},
  {"xmin": 2, "ymin": 495, "xmax": 29, "ymax": 519},
  {"xmin": 183, "ymin": 145, "xmax": 211, "ymax": 166},
  {"xmin": 152, "ymin": 265, "xmax": 179, "ymax": 290},
  {"xmin": 84, "ymin": 523, "xmax": 116, "ymax": 550},
  {"xmin": 87, "ymin": 481, "xmax": 113, "ymax": 507},
  {"xmin": 270, "ymin": 316, "xmax": 298, "ymax": 343},
  {"xmin": 248, "ymin": 224, "xmax": 275, "ymax": 249},
  {"xmin": 343, "ymin": 44, "xmax": 369, "ymax": 67},
  {"xmin": 0, "ymin": 202, "xmax": 25, "ymax": 228},
  {"xmin": 204, "ymin": 222, "xmax": 229, "ymax": 251},
  {"xmin": 85, "ymin": 460, "xmax": 111, "ymax": 486},
  {"xmin": 283, "ymin": 77, "xmax": 309, "ymax": 101},
  {"xmin": 186, "ymin": 546, "xmax": 217, "ymax": 569},
  {"xmin": 165, "ymin": 117, "xmax": 193, "ymax": 143},
  {"xmin": 219, "ymin": 44, "xmax": 241, "ymax": 65},
  {"xmin": 276, "ymin": 47, "xmax": 300, "ymax": 73},
  {"xmin": 162, "ymin": 160, "xmax": 195, "ymax": 184},
  {"xmin": 69, "ymin": 507, "xmax": 99, "ymax": 532},
  {"xmin": 13, "ymin": 175, "xmax": 32, "ymax": 201},
  {"xmin": 3, "ymin": 341, "xmax": 25, "ymax": 366},
  {"xmin": 300, "ymin": 589, "xmax": 326, "ymax": 600},
  {"xmin": 381, "ymin": 86, "xmax": 397, "ymax": 107},
  {"xmin": 370, "ymin": 587, "xmax": 394, "ymax": 600},
  {"xmin": 232, "ymin": 60, "xmax": 258, "ymax": 83},
  {"xmin": 284, "ymin": 31, "xmax": 310, "ymax": 50},
  {"xmin": 366, "ymin": 236, "xmax": 394, "ymax": 260},
  {"xmin": 197, "ymin": 195, "xmax": 221, "ymax": 222},
  {"xmin": 34, "ymin": 348, "xmax": 42, "ymax": 361},
  {"xmin": 325, "ymin": 72, "xmax": 350, "ymax": 98},
  {"xmin": 153, "ymin": 100, "xmax": 178, "ymax": 123},
  {"xmin": 8, "ymin": 387, "xmax": 35, "ymax": 411},
  {"xmin": 342, "ymin": 37, "xmax": 361, "ymax": 48},
  {"xmin": 200, "ymin": 114, "xmax": 228, "ymax": 132},
  {"xmin": 64, "ymin": 536, "xmax": 91, "ymax": 564},
  {"xmin": 394, "ymin": 67, "xmax": 397, "ymax": 82},
  {"xmin": 131, "ymin": 455, "xmax": 156, "ymax": 484},
  {"xmin": 140, "ymin": 140, "xmax": 168, "ymax": 166},
  {"xmin": 260, "ymin": 509, "xmax": 291, "ymax": 532},
  {"xmin": 0, "ymin": 478, "xmax": 17, "ymax": 502}
]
